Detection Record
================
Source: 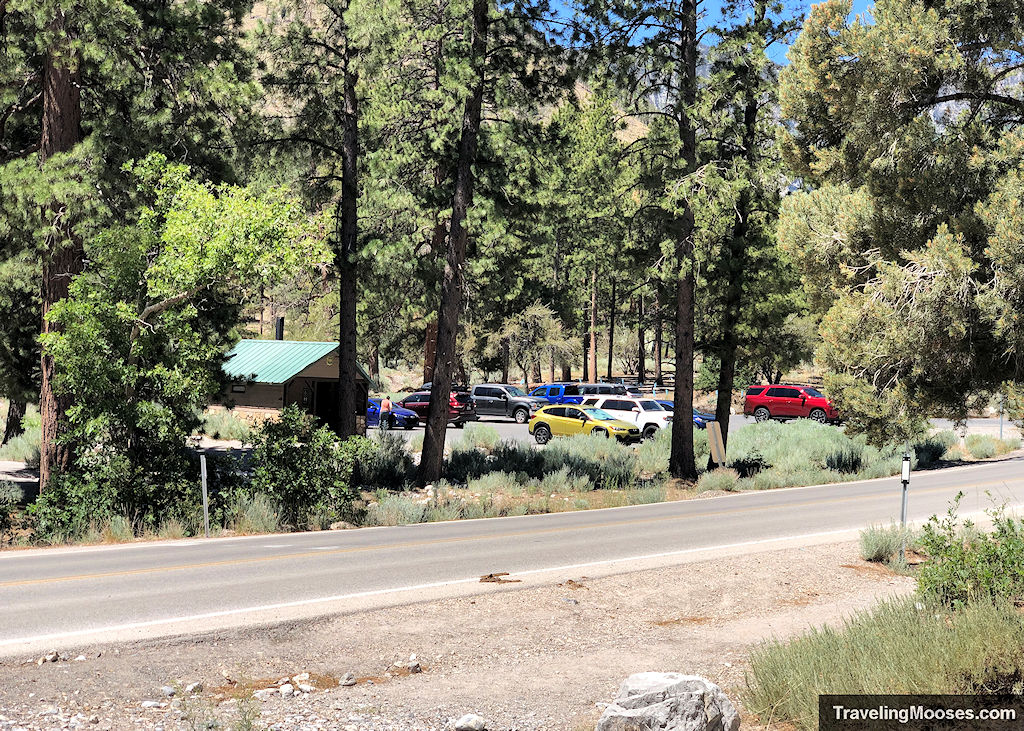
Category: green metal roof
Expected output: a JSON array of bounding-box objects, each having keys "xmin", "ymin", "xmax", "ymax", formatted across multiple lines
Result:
[{"xmin": 224, "ymin": 339, "xmax": 370, "ymax": 384}]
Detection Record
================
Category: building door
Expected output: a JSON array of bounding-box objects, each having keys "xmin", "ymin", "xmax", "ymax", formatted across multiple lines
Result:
[{"xmin": 315, "ymin": 381, "xmax": 340, "ymax": 430}]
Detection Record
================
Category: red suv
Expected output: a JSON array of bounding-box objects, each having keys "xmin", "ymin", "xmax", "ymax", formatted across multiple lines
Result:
[
  {"xmin": 743, "ymin": 384, "xmax": 839, "ymax": 424},
  {"xmin": 397, "ymin": 390, "xmax": 479, "ymax": 428}
]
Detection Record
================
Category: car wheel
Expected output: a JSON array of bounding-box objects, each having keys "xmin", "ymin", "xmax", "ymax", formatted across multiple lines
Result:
[
  {"xmin": 642, "ymin": 425, "xmax": 659, "ymax": 440},
  {"xmin": 592, "ymin": 428, "xmax": 609, "ymax": 438},
  {"xmin": 753, "ymin": 407, "xmax": 770, "ymax": 423},
  {"xmin": 809, "ymin": 408, "xmax": 827, "ymax": 423},
  {"xmin": 455, "ymin": 422, "xmax": 465, "ymax": 429},
  {"xmin": 534, "ymin": 424, "xmax": 552, "ymax": 445},
  {"xmin": 513, "ymin": 407, "xmax": 529, "ymax": 424},
  {"xmin": 404, "ymin": 422, "xmax": 414, "ymax": 430}
]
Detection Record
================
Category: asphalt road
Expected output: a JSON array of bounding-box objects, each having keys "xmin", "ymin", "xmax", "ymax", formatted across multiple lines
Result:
[{"xmin": 2, "ymin": 454, "xmax": 1022, "ymax": 657}]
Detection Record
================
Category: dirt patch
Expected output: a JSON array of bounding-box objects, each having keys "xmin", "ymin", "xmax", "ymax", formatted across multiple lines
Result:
[
  {"xmin": 651, "ymin": 616, "xmax": 712, "ymax": 627},
  {"xmin": 0, "ymin": 540, "xmax": 914, "ymax": 731},
  {"xmin": 841, "ymin": 561, "xmax": 899, "ymax": 578},
  {"xmin": 558, "ymin": 578, "xmax": 589, "ymax": 590}
]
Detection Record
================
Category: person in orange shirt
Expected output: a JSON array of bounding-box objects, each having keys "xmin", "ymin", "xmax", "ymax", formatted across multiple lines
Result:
[{"xmin": 379, "ymin": 395, "xmax": 393, "ymax": 430}]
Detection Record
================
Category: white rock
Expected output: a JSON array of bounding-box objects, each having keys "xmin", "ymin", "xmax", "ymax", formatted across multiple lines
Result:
[
  {"xmin": 596, "ymin": 673, "xmax": 740, "ymax": 731},
  {"xmin": 292, "ymin": 673, "xmax": 309, "ymax": 682},
  {"xmin": 297, "ymin": 684, "xmax": 314, "ymax": 693},
  {"xmin": 340, "ymin": 673, "xmax": 357, "ymax": 687},
  {"xmin": 160, "ymin": 686, "xmax": 175, "ymax": 697},
  {"xmin": 184, "ymin": 682, "xmax": 203, "ymax": 694},
  {"xmin": 454, "ymin": 713, "xmax": 487, "ymax": 730},
  {"xmin": 140, "ymin": 701, "xmax": 162, "ymax": 709},
  {"xmin": 279, "ymin": 683, "xmax": 294, "ymax": 698}
]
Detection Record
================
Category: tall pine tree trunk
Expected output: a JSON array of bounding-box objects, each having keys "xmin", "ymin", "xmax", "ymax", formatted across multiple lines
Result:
[
  {"xmin": 423, "ymin": 320, "xmax": 438, "ymax": 384},
  {"xmin": 606, "ymin": 278, "xmax": 616, "ymax": 380},
  {"xmin": 654, "ymin": 285, "xmax": 663, "ymax": 386},
  {"xmin": 39, "ymin": 8, "xmax": 82, "ymax": 492},
  {"xmin": 711, "ymin": 0, "xmax": 767, "ymax": 465},
  {"xmin": 669, "ymin": 0, "xmax": 699, "ymax": 481},
  {"xmin": 588, "ymin": 268, "xmax": 598, "ymax": 381},
  {"xmin": 2, "ymin": 400, "xmax": 26, "ymax": 445},
  {"xmin": 500, "ymin": 338, "xmax": 510, "ymax": 383},
  {"xmin": 336, "ymin": 43, "xmax": 360, "ymax": 438},
  {"xmin": 418, "ymin": 0, "xmax": 487, "ymax": 483},
  {"xmin": 637, "ymin": 295, "xmax": 645, "ymax": 383},
  {"xmin": 549, "ymin": 347, "xmax": 556, "ymax": 383}
]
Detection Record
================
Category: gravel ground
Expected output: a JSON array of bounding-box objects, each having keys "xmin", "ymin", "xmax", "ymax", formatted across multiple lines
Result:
[{"xmin": 0, "ymin": 540, "xmax": 913, "ymax": 731}]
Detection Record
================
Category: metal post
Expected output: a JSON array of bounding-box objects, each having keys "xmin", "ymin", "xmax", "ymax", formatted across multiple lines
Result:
[
  {"xmin": 200, "ymin": 453, "xmax": 210, "ymax": 539},
  {"xmin": 1000, "ymin": 394, "xmax": 1005, "ymax": 441},
  {"xmin": 900, "ymin": 451, "xmax": 910, "ymax": 527}
]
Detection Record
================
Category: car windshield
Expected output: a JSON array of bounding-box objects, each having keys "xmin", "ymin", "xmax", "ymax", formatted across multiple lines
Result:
[
  {"xmin": 583, "ymin": 407, "xmax": 616, "ymax": 421},
  {"xmin": 506, "ymin": 387, "xmax": 527, "ymax": 397},
  {"xmin": 640, "ymin": 400, "xmax": 662, "ymax": 411},
  {"xmin": 803, "ymin": 387, "xmax": 825, "ymax": 398}
]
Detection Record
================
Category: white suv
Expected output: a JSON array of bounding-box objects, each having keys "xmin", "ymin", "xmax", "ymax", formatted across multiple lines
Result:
[{"xmin": 580, "ymin": 396, "xmax": 672, "ymax": 439}]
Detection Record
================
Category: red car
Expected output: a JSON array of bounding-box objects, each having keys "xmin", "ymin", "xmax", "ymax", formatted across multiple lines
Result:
[
  {"xmin": 743, "ymin": 384, "xmax": 839, "ymax": 424},
  {"xmin": 396, "ymin": 390, "xmax": 479, "ymax": 428}
]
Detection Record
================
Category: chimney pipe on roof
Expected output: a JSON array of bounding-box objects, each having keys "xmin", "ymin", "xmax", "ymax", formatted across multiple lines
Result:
[{"xmin": 274, "ymin": 316, "xmax": 285, "ymax": 341}]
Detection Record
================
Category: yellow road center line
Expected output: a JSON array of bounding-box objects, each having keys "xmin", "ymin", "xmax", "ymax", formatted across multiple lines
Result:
[{"xmin": 3, "ymin": 477, "xmax": 1021, "ymax": 589}]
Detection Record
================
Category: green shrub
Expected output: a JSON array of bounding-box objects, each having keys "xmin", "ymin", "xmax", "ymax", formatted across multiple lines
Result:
[
  {"xmin": 729, "ymin": 452, "xmax": 767, "ymax": 478},
  {"xmin": 445, "ymin": 444, "xmax": 492, "ymax": 483},
  {"xmin": 744, "ymin": 599, "xmax": 1024, "ymax": 730},
  {"xmin": 409, "ymin": 433, "xmax": 424, "ymax": 453},
  {"xmin": 198, "ymin": 410, "xmax": 252, "ymax": 442},
  {"xmin": 360, "ymin": 431, "xmax": 414, "ymax": 489},
  {"xmin": 859, "ymin": 523, "xmax": 913, "ymax": 564},
  {"xmin": 538, "ymin": 465, "xmax": 593, "ymax": 494},
  {"xmin": 942, "ymin": 444, "xmax": 966, "ymax": 461},
  {"xmin": 0, "ymin": 481, "xmax": 21, "ymax": 541},
  {"xmin": 635, "ymin": 427, "xmax": 671, "ymax": 475},
  {"xmin": 696, "ymin": 468, "xmax": 740, "ymax": 492},
  {"xmin": 492, "ymin": 439, "xmax": 545, "ymax": 477},
  {"xmin": 997, "ymin": 436, "xmax": 1022, "ymax": 453},
  {"xmin": 458, "ymin": 423, "xmax": 501, "ymax": 452},
  {"xmin": 364, "ymin": 494, "xmax": 426, "ymax": 526},
  {"xmin": 542, "ymin": 434, "xmax": 638, "ymax": 489},
  {"xmin": 0, "ymin": 425, "xmax": 41, "ymax": 467},
  {"xmin": 825, "ymin": 444, "xmax": 864, "ymax": 473},
  {"xmin": 965, "ymin": 434, "xmax": 998, "ymax": 459},
  {"xmin": 226, "ymin": 493, "xmax": 281, "ymax": 534},
  {"xmin": 918, "ymin": 495, "xmax": 1024, "ymax": 607},
  {"xmin": 468, "ymin": 471, "xmax": 525, "ymax": 495},
  {"xmin": 627, "ymin": 485, "xmax": 666, "ymax": 505},
  {"xmin": 250, "ymin": 406, "xmax": 372, "ymax": 530}
]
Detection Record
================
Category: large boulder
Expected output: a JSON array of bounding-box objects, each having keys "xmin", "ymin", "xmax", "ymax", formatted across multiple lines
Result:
[{"xmin": 596, "ymin": 673, "xmax": 740, "ymax": 731}]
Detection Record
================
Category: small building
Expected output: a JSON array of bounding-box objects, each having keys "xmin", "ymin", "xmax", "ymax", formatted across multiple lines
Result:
[{"xmin": 220, "ymin": 339, "xmax": 370, "ymax": 432}]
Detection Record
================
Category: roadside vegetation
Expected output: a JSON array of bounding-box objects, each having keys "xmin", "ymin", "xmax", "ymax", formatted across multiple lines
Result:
[
  {"xmin": 745, "ymin": 496, "xmax": 1024, "ymax": 729},
  {"xmin": 2, "ymin": 410, "xmax": 1020, "ymax": 544}
]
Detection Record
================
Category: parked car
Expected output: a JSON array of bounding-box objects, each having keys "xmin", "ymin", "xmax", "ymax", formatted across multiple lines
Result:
[
  {"xmin": 367, "ymin": 398, "xmax": 419, "ymax": 430},
  {"xmin": 528, "ymin": 383, "xmax": 585, "ymax": 405},
  {"xmin": 417, "ymin": 382, "xmax": 470, "ymax": 392},
  {"xmin": 580, "ymin": 395, "xmax": 672, "ymax": 439},
  {"xmin": 397, "ymin": 390, "xmax": 479, "ymax": 427},
  {"xmin": 528, "ymin": 405, "xmax": 641, "ymax": 445},
  {"xmin": 470, "ymin": 384, "xmax": 547, "ymax": 423},
  {"xmin": 743, "ymin": 384, "xmax": 839, "ymax": 423},
  {"xmin": 578, "ymin": 382, "xmax": 629, "ymax": 396},
  {"xmin": 655, "ymin": 400, "xmax": 716, "ymax": 430}
]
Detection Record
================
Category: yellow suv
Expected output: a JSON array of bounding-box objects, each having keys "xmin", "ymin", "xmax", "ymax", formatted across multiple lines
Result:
[{"xmin": 528, "ymin": 405, "xmax": 641, "ymax": 445}]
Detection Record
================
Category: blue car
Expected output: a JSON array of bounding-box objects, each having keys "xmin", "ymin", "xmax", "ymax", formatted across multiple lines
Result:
[
  {"xmin": 655, "ymin": 400, "xmax": 716, "ymax": 430},
  {"xmin": 529, "ymin": 383, "xmax": 585, "ymax": 405},
  {"xmin": 367, "ymin": 398, "xmax": 419, "ymax": 430}
]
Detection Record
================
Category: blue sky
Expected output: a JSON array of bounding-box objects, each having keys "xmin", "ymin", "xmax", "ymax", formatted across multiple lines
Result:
[{"xmin": 701, "ymin": 0, "xmax": 875, "ymax": 63}]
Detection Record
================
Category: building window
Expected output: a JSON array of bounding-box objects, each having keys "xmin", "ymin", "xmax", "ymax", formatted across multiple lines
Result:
[{"xmin": 231, "ymin": 384, "xmax": 246, "ymax": 393}]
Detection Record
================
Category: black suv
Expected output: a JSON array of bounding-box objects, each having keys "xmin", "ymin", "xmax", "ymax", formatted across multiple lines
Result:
[{"xmin": 470, "ymin": 384, "xmax": 547, "ymax": 423}]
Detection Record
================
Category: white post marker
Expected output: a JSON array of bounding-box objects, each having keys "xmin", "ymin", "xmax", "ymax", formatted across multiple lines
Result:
[
  {"xmin": 900, "ymin": 450, "xmax": 911, "ymax": 524},
  {"xmin": 200, "ymin": 453, "xmax": 210, "ymax": 539}
]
